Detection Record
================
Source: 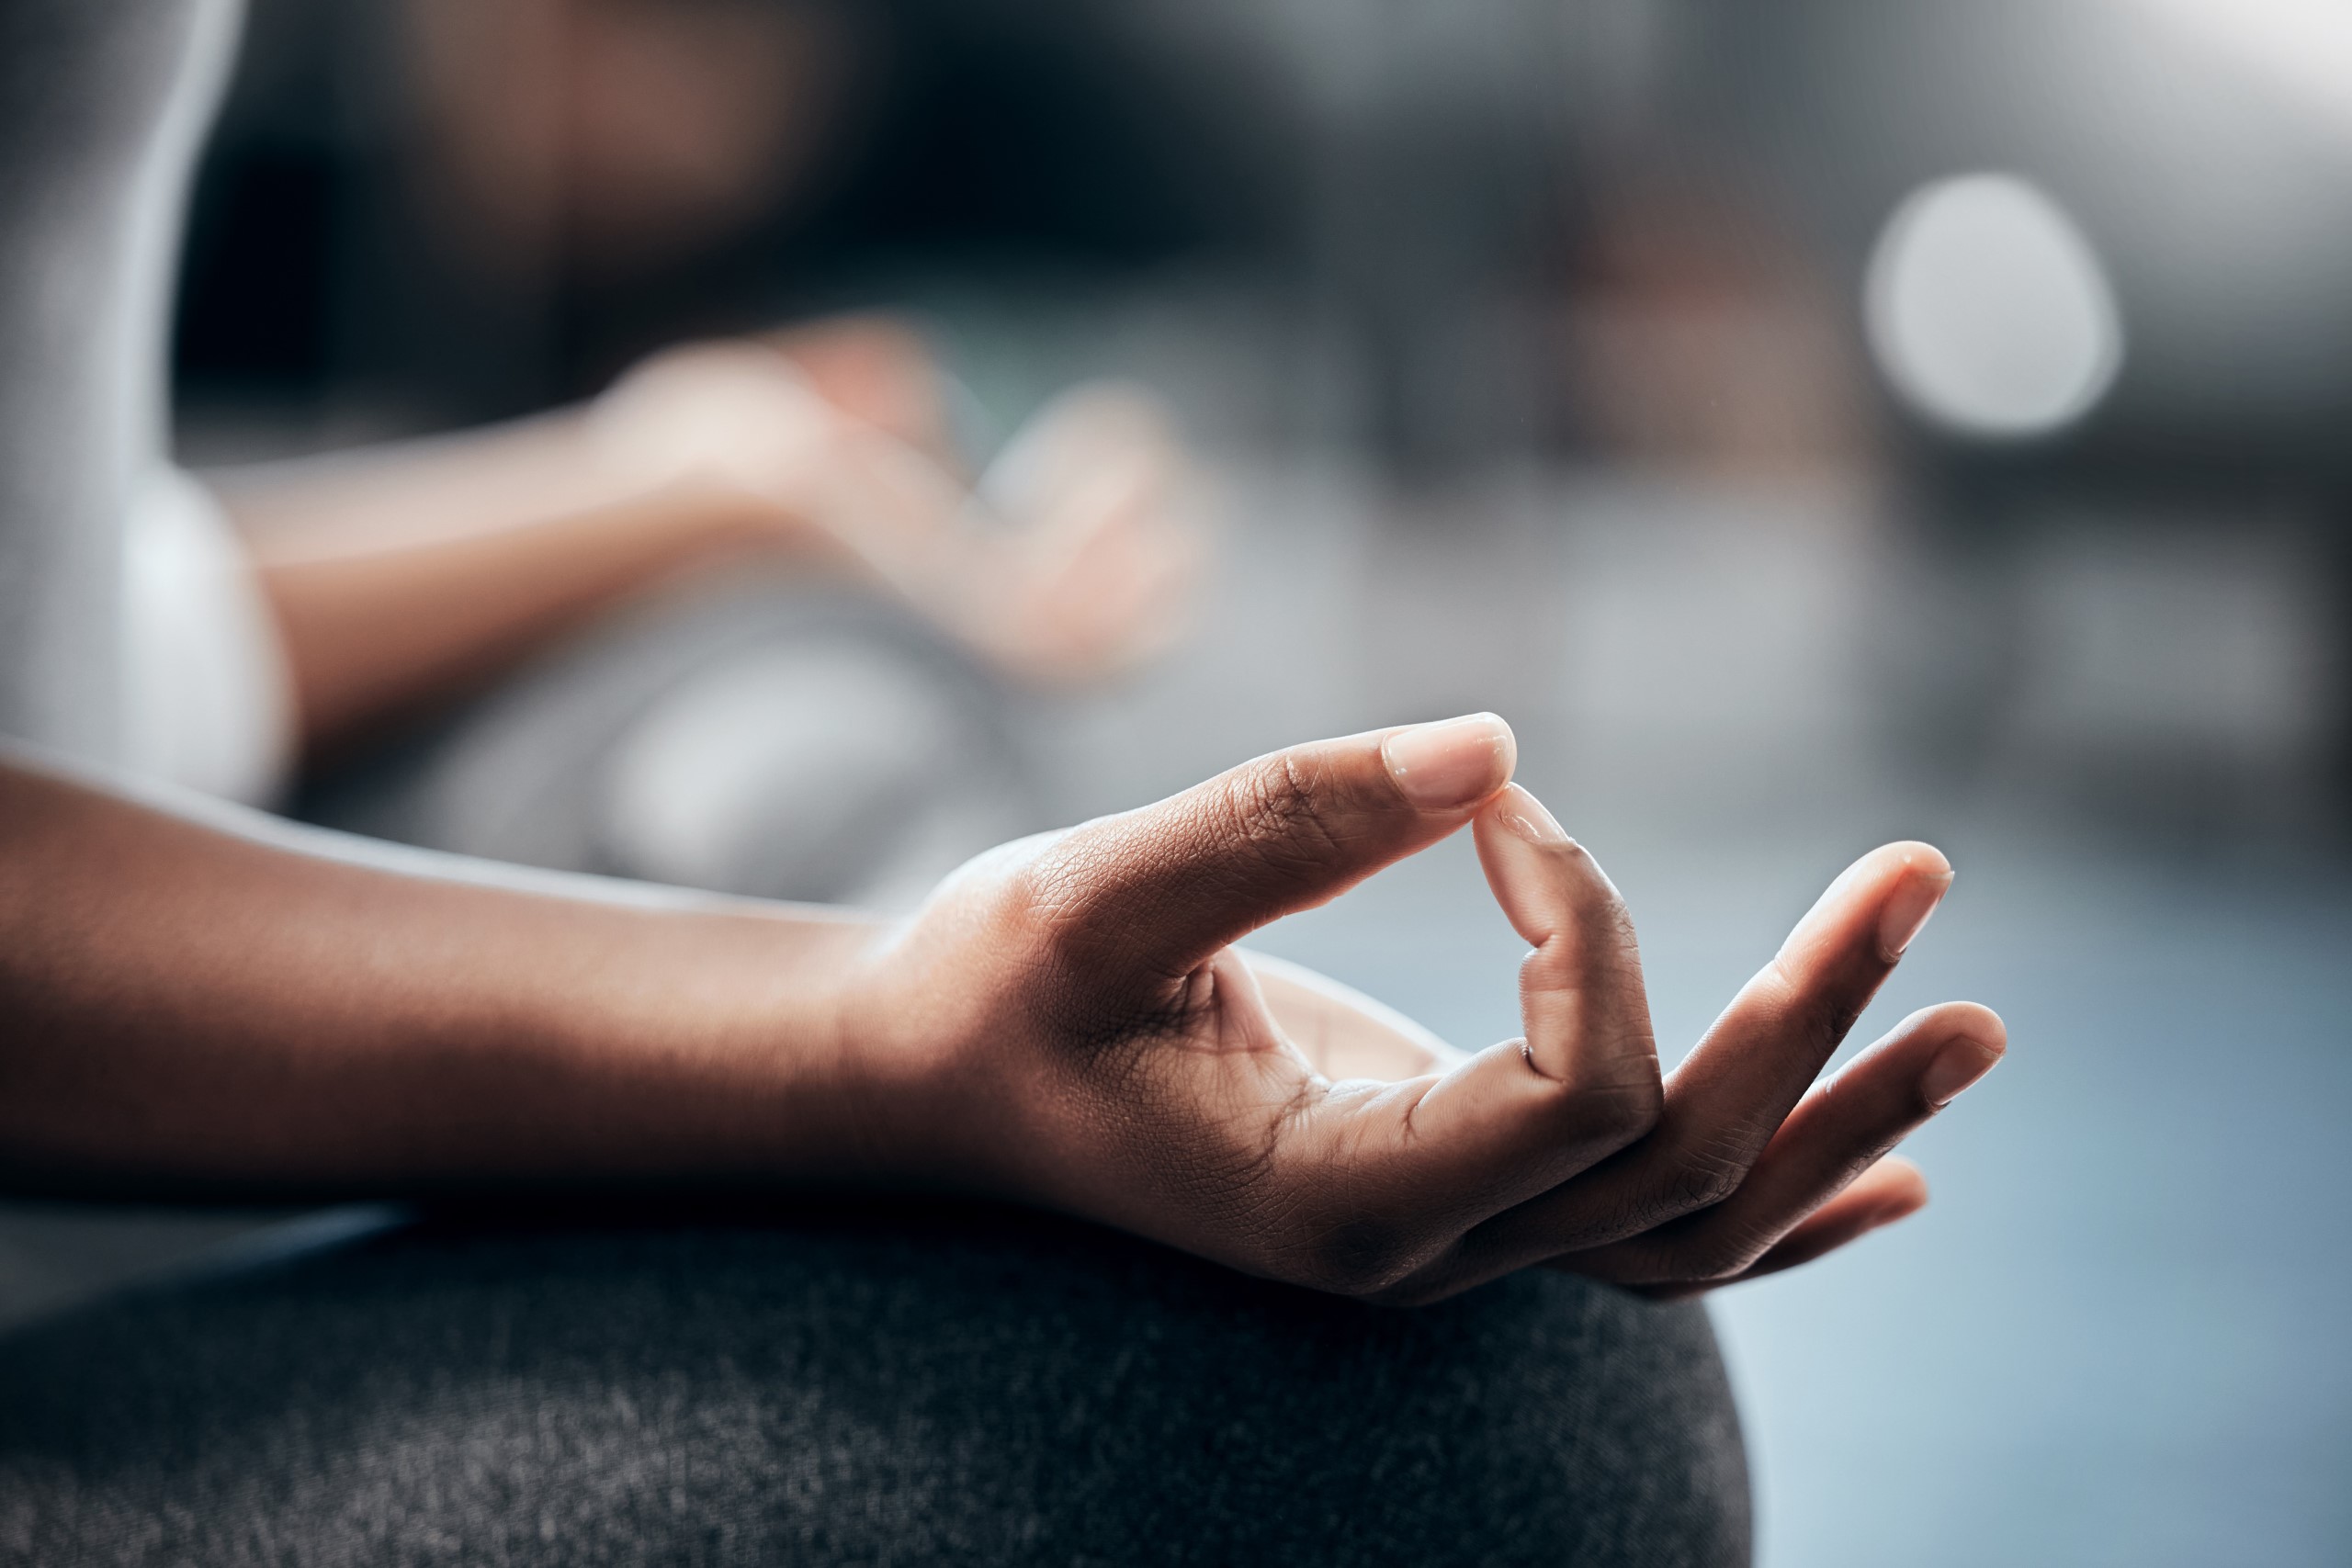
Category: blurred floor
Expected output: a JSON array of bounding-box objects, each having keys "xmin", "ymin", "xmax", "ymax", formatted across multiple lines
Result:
[
  {"xmin": 1111, "ymin": 461, "xmax": 2352, "ymax": 1568},
  {"xmin": 6, "ymin": 451, "xmax": 2347, "ymax": 1566},
  {"xmin": 1249, "ymin": 807, "xmax": 2352, "ymax": 1568}
]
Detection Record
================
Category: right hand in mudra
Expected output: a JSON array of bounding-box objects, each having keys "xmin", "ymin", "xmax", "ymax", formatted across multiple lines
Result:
[{"xmin": 842, "ymin": 714, "xmax": 2005, "ymax": 1304}]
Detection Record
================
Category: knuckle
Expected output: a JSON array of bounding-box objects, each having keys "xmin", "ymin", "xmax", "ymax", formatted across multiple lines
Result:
[
  {"xmin": 1602, "ymin": 892, "xmax": 1643, "ymax": 956},
  {"xmin": 1221, "ymin": 754, "xmax": 1350, "ymax": 877},
  {"xmin": 1005, "ymin": 837, "xmax": 1128, "ymax": 973},
  {"xmin": 1805, "ymin": 992, "xmax": 1868, "ymax": 1056},
  {"xmin": 1669, "ymin": 1229, "xmax": 1766, "ymax": 1285},
  {"xmin": 1657, "ymin": 1142, "xmax": 1747, "ymax": 1216},
  {"xmin": 1518, "ymin": 944, "xmax": 1568, "ymax": 994},
  {"xmin": 999, "ymin": 854, "xmax": 1091, "ymax": 969},
  {"xmin": 986, "ymin": 838, "xmax": 1178, "ymax": 1045},
  {"xmin": 982, "ymin": 831, "xmax": 1080, "ymax": 921},
  {"xmin": 1763, "ymin": 955, "xmax": 1866, "ymax": 1057},
  {"xmin": 1601, "ymin": 1218, "xmax": 1762, "ymax": 1290},
  {"xmin": 1576, "ymin": 1070, "xmax": 1664, "ymax": 1147},
  {"xmin": 1575, "ymin": 872, "xmax": 1644, "ymax": 959}
]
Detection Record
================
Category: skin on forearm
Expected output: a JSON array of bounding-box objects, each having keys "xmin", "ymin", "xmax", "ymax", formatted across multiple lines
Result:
[
  {"xmin": 218, "ymin": 415, "xmax": 833, "ymax": 758},
  {"xmin": 0, "ymin": 750, "xmax": 886, "ymax": 1200}
]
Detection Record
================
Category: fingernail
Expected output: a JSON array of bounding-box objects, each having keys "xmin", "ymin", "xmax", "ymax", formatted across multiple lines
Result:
[
  {"xmin": 1383, "ymin": 713, "xmax": 1515, "ymax": 809},
  {"xmin": 1920, "ymin": 1035, "xmax": 2003, "ymax": 1108},
  {"xmin": 1496, "ymin": 783, "xmax": 1567, "ymax": 844},
  {"xmin": 1877, "ymin": 866, "xmax": 1953, "ymax": 961}
]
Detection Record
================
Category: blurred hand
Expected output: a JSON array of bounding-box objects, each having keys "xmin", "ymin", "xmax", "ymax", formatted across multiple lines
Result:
[
  {"xmin": 842, "ymin": 714, "xmax": 2004, "ymax": 1304},
  {"xmin": 586, "ymin": 328, "xmax": 1201, "ymax": 684},
  {"xmin": 960, "ymin": 381, "xmax": 1202, "ymax": 682}
]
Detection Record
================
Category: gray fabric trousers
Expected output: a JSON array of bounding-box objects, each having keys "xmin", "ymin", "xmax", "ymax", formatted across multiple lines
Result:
[
  {"xmin": 245, "ymin": 594, "xmax": 1751, "ymax": 1566},
  {"xmin": 0, "ymin": 1205, "xmax": 1749, "ymax": 1567},
  {"xmin": 292, "ymin": 576, "xmax": 1045, "ymax": 912}
]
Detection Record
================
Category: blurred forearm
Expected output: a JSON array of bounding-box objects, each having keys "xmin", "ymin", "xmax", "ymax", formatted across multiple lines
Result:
[{"xmin": 216, "ymin": 414, "xmax": 806, "ymax": 759}]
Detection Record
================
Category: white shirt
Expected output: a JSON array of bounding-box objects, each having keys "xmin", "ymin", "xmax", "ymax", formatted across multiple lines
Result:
[{"xmin": 123, "ymin": 466, "xmax": 295, "ymax": 806}]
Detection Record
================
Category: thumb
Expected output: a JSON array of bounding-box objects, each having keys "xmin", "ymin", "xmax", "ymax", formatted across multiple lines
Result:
[{"xmin": 1034, "ymin": 714, "xmax": 1516, "ymax": 993}]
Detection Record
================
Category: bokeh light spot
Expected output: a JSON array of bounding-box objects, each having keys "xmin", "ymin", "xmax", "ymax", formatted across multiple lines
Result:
[{"xmin": 1864, "ymin": 172, "xmax": 2123, "ymax": 439}]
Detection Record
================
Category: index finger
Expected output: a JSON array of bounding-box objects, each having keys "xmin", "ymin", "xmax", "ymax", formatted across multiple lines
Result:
[
  {"xmin": 1025, "ymin": 715, "xmax": 1517, "ymax": 998},
  {"xmin": 1263, "ymin": 787, "xmax": 1666, "ymax": 1286}
]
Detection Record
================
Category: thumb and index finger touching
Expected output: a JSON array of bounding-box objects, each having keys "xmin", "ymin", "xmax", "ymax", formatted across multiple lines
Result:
[
  {"xmin": 1035, "ymin": 709, "xmax": 1666, "ymax": 1184},
  {"xmin": 1041, "ymin": 711, "xmax": 1650, "ymax": 1055},
  {"xmin": 1027, "ymin": 712, "xmax": 1995, "ymax": 1296},
  {"xmin": 1035, "ymin": 710, "xmax": 1978, "ymax": 1128},
  {"xmin": 1031, "ymin": 709, "xmax": 1684, "ymax": 1281},
  {"xmin": 1037, "ymin": 711, "xmax": 1661, "ymax": 1113},
  {"xmin": 1033, "ymin": 712, "xmax": 1521, "ymax": 993}
]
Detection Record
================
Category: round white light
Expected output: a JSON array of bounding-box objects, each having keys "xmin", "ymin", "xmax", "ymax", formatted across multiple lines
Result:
[{"xmin": 1863, "ymin": 173, "xmax": 2123, "ymax": 439}]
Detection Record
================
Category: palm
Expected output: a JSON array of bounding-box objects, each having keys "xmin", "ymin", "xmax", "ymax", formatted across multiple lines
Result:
[{"xmin": 1246, "ymin": 953, "xmax": 1457, "ymax": 1084}]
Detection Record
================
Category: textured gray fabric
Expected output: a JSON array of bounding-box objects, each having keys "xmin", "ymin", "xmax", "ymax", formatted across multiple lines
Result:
[
  {"xmin": 0, "ymin": 0, "xmax": 234, "ymax": 763},
  {"xmin": 295, "ymin": 574, "xmax": 1045, "ymax": 909},
  {"xmin": 0, "ymin": 1206, "xmax": 1750, "ymax": 1566}
]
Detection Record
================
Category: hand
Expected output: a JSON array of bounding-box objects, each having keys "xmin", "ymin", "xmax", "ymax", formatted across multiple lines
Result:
[
  {"xmin": 841, "ymin": 713, "xmax": 2004, "ymax": 1304},
  {"xmin": 958, "ymin": 381, "xmax": 1202, "ymax": 683},
  {"xmin": 588, "ymin": 338, "xmax": 1200, "ymax": 683}
]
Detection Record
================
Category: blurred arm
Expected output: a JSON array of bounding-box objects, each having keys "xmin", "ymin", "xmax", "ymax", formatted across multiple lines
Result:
[
  {"xmin": 218, "ymin": 409, "xmax": 829, "ymax": 760},
  {"xmin": 215, "ymin": 323, "xmax": 972, "ymax": 759},
  {"xmin": 219, "ymin": 338, "xmax": 1197, "ymax": 763}
]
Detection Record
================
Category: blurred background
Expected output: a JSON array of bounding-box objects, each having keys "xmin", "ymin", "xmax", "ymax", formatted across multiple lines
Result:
[{"xmin": 13, "ymin": 0, "xmax": 2352, "ymax": 1562}]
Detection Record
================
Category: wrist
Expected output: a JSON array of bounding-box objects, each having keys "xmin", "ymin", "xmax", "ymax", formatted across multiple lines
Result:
[
  {"xmin": 820, "ymin": 916, "xmax": 1037, "ymax": 1196},
  {"xmin": 572, "ymin": 903, "xmax": 899, "ymax": 1188}
]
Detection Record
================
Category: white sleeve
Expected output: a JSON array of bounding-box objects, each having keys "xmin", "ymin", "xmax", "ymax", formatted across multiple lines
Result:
[{"xmin": 123, "ymin": 467, "xmax": 296, "ymax": 807}]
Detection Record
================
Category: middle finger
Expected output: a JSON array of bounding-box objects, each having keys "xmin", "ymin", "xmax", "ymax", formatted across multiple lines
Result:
[{"xmin": 1411, "ymin": 843, "xmax": 1954, "ymax": 1287}]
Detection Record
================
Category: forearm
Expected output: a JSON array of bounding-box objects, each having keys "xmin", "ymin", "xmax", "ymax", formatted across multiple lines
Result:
[
  {"xmin": 211, "ymin": 348, "xmax": 1111, "ymax": 756},
  {"xmin": 218, "ymin": 416, "xmax": 801, "ymax": 754},
  {"xmin": 0, "ymin": 750, "xmax": 889, "ymax": 1199}
]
